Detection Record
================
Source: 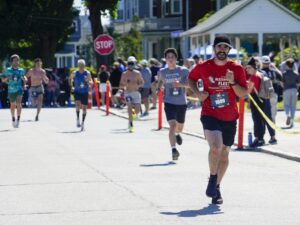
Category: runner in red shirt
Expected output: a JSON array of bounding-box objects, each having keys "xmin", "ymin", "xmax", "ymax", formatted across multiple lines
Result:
[{"xmin": 188, "ymin": 35, "xmax": 248, "ymax": 205}]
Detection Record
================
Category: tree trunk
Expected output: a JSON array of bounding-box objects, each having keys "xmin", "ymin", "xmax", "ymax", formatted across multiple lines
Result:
[
  {"xmin": 88, "ymin": 3, "xmax": 109, "ymax": 68},
  {"xmin": 40, "ymin": 36, "xmax": 57, "ymax": 68}
]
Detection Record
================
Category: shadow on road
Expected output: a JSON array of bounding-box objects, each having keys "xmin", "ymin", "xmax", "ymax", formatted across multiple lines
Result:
[
  {"xmin": 140, "ymin": 161, "xmax": 176, "ymax": 167},
  {"xmin": 0, "ymin": 129, "xmax": 14, "ymax": 132},
  {"xmin": 21, "ymin": 119, "xmax": 35, "ymax": 122},
  {"xmin": 58, "ymin": 130, "xmax": 82, "ymax": 134},
  {"xmin": 110, "ymin": 128, "xmax": 130, "ymax": 134},
  {"xmin": 160, "ymin": 204, "xmax": 223, "ymax": 217}
]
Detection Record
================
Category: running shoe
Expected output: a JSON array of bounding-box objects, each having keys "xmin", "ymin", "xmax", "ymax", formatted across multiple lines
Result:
[
  {"xmin": 81, "ymin": 123, "xmax": 85, "ymax": 131},
  {"xmin": 206, "ymin": 175, "xmax": 217, "ymax": 198},
  {"xmin": 150, "ymin": 106, "xmax": 157, "ymax": 110},
  {"xmin": 129, "ymin": 126, "xmax": 135, "ymax": 133},
  {"xmin": 12, "ymin": 121, "xmax": 16, "ymax": 128},
  {"xmin": 250, "ymin": 139, "xmax": 265, "ymax": 148},
  {"xmin": 286, "ymin": 117, "xmax": 291, "ymax": 125},
  {"xmin": 142, "ymin": 112, "xmax": 149, "ymax": 117},
  {"xmin": 212, "ymin": 185, "xmax": 223, "ymax": 205},
  {"xmin": 15, "ymin": 120, "xmax": 20, "ymax": 128},
  {"xmin": 176, "ymin": 134, "xmax": 183, "ymax": 145},
  {"xmin": 35, "ymin": 115, "xmax": 39, "ymax": 121},
  {"xmin": 268, "ymin": 138, "xmax": 277, "ymax": 145},
  {"xmin": 76, "ymin": 119, "xmax": 81, "ymax": 128},
  {"xmin": 172, "ymin": 148, "xmax": 180, "ymax": 160}
]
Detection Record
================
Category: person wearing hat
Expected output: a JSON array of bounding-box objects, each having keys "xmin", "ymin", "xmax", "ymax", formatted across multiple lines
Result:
[
  {"xmin": 261, "ymin": 55, "xmax": 282, "ymax": 123},
  {"xmin": 188, "ymin": 35, "xmax": 248, "ymax": 204},
  {"xmin": 246, "ymin": 57, "xmax": 277, "ymax": 145},
  {"xmin": 119, "ymin": 56, "xmax": 144, "ymax": 132},
  {"xmin": 139, "ymin": 59, "xmax": 152, "ymax": 116},
  {"xmin": 97, "ymin": 65, "xmax": 110, "ymax": 106}
]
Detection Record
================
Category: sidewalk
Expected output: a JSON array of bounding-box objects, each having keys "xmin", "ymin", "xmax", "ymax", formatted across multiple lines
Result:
[{"xmin": 104, "ymin": 104, "xmax": 300, "ymax": 162}]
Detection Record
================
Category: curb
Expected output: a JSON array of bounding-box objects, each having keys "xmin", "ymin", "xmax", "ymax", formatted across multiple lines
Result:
[{"xmin": 100, "ymin": 107, "xmax": 300, "ymax": 163}]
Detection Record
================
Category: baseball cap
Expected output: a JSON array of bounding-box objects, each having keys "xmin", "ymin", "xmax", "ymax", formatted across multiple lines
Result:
[
  {"xmin": 127, "ymin": 56, "xmax": 137, "ymax": 62},
  {"xmin": 213, "ymin": 35, "xmax": 232, "ymax": 48},
  {"xmin": 193, "ymin": 54, "xmax": 199, "ymax": 59},
  {"xmin": 140, "ymin": 59, "xmax": 148, "ymax": 66},
  {"xmin": 261, "ymin": 56, "xmax": 271, "ymax": 64}
]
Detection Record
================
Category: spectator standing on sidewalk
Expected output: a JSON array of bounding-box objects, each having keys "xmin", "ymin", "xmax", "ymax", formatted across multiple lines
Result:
[
  {"xmin": 246, "ymin": 57, "xmax": 277, "ymax": 146},
  {"xmin": 261, "ymin": 56, "xmax": 282, "ymax": 123},
  {"xmin": 98, "ymin": 65, "xmax": 110, "ymax": 106},
  {"xmin": 282, "ymin": 58, "xmax": 300, "ymax": 128}
]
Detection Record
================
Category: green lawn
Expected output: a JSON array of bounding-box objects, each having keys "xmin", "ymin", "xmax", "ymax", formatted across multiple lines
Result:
[{"xmin": 277, "ymin": 100, "xmax": 300, "ymax": 110}]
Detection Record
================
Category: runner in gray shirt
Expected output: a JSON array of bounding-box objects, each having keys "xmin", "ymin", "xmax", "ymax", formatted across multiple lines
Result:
[{"xmin": 157, "ymin": 48, "xmax": 189, "ymax": 160}]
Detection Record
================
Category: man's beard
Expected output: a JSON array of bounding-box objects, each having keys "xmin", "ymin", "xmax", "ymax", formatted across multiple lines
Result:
[{"xmin": 215, "ymin": 51, "xmax": 228, "ymax": 61}]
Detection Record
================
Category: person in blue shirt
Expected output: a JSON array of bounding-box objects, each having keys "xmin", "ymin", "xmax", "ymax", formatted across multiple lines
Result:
[
  {"xmin": 1, "ymin": 54, "xmax": 27, "ymax": 128},
  {"xmin": 69, "ymin": 59, "xmax": 93, "ymax": 131}
]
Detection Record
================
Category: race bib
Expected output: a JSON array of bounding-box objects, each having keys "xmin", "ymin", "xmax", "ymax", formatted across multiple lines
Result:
[
  {"xmin": 169, "ymin": 88, "xmax": 181, "ymax": 96},
  {"xmin": 210, "ymin": 93, "xmax": 229, "ymax": 109},
  {"xmin": 125, "ymin": 96, "xmax": 133, "ymax": 103}
]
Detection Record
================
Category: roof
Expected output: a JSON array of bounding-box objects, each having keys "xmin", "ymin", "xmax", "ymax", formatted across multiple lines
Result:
[{"xmin": 181, "ymin": 0, "xmax": 300, "ymax": 37}]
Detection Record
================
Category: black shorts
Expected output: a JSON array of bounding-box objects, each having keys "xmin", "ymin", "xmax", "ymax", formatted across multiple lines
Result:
[
  {"xmin": 201, "ymin": 115, "xmax": 237, "ymax": 147},
  {"xmin": 164, "ymin": 102, "xmax": 187, "ymax": 123},
  {"xmin": 140, "ymin": 88, "xmax": 151, "ymax": 98},
  {"xmin": 74, "ymin": 92, "xmax": 88, "ymax": 105}
]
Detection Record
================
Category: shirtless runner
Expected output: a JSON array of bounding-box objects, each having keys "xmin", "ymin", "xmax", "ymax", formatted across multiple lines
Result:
[
  {"xmin": 26, "ymin": 58, "xmax": 49, "ymax": 121},
  {"xmin": 119, "ymin": 56, "xmax": 144, "ymax": 132}
]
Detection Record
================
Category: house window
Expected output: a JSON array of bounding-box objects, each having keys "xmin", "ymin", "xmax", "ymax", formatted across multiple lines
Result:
[
  {"xmin": 151, "ymin": 0, "xmax": 158, "ymax": 17},
  {"xmin": 172, "ymin": 0, "xmax": 182, "ymax": 14},
  {"xmin": 164, "ymin": 0, "xmax": 171, "ymax": 15},
  {"xmin": 117, "ymin": 9, "xmax": 124, "ymax": 20}
]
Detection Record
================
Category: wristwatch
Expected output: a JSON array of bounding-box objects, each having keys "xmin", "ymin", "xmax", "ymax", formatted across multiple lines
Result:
[{"xmin": 229, "ymin": 81, "xmax": 237, "ymax": 86}]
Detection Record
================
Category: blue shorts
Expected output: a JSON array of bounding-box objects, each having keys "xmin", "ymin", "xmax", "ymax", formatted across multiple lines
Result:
[{"xmin": 74, "ymin": 92, "xmax": 88, "ymax": 105}]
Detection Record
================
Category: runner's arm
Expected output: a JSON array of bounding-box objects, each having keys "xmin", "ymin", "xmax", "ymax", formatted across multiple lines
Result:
[
  {"xmin": 187, "ymin": 79, "xmax": 209, "ymax": 102},
  {"xmin": 69, "ymin": 72, "xmax": 75, "ymax": 88},
  {"xmin": 226, "ymin": 69, "xmax": 248, "ymax": 98},
  {"xmin": 137, "ymin": 72, "xmax": 144, "ymax": 88},
  {"xmin": 87, "ymin": 72, "xmax": 93, "ymax": 86},
  {"xmin": 42, "ymin": 70, "xmax": 49, "ymax": 84}
]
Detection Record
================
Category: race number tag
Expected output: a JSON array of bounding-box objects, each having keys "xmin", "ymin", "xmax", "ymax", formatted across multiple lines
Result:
[
  {"xmin": 32, "ymin": 91, "xmax": 37, "ymax": 97},
  {"xmin": 210, "ymin": 93, "xmax": 229, "ymax": 109},
  {"xmin": 125, "ymin": 96, "xmax": 133, "ymax": 103},
  {"xmin": 170, "ymin": 88, "xmax": 181, "ymax": 96}
]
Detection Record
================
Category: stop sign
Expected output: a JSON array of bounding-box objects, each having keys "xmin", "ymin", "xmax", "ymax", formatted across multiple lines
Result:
[{"xmin": 94, "ymin": 34, "xmax": 115, "ymax": 55}]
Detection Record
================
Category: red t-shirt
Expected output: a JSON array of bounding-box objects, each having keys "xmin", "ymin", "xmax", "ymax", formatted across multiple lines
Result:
[
  {"xmin": 189, "ymin": 58, "xmax": 247, "ymax": 121},
  {"xmin": 248, "ymin": 73, "xmax": 261, "ymax": 94}
]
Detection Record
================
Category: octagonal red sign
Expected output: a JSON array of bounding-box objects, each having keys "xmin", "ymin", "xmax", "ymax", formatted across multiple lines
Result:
[{"xmin": 94, "ymin": 34, "xmax": 115, "ymax": 55}]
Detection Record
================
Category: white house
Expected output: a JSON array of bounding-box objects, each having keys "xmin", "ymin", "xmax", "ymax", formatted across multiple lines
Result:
[{"xmin": 181, "ymin": 0, "xmax": 300, "ymax": 60}]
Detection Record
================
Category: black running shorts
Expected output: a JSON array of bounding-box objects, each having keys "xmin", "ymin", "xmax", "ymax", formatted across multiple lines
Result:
[
  {"xmin": 74, "ymin": 92, "xmax": 88, "ymax": 105},
  {"xmin": 201, "ymin": 115, "xmax": 237, "ymax": 147},
  {"xmin": 164, "ymin": 102, "xmax": 187, "ymax": 124}
]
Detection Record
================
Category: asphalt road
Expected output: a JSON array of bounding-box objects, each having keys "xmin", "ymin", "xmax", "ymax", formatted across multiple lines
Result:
[{"xmin": 0, "ymin": 108, "xmax": 299, "ymax": 225}]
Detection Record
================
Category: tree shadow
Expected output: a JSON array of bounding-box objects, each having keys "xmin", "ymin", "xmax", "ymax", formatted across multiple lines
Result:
[
  {"xmin": 160, "ymin": 204, "xmax": 223, "ymax": 217},
  {"xmin": 140, "ymin": 161, "xmax": 176, "ymax": 167}
]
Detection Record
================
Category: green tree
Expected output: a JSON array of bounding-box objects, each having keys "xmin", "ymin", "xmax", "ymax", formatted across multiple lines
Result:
[
  {"xmin": 276, "ymin": 0, "xmax": 300, "ymax": 16},
  {"xmin": 85, "ymin": 0, "xmax": 118, "ymax": 67},
  {"xmin": 112, "ymin": 16, "xmax": 143, "ymax": 61},
  {"xmin": 0, "ymin": 0, "xmax": 77, "ymax": 68}
]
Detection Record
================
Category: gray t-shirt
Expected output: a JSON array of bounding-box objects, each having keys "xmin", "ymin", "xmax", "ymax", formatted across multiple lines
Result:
[
  {"xmin": 158, "ymin": 66, "xmax": 189, "ymax": 105},
  {"xmin": 283, "ymin": 70, "xmax": 300, "ymax": 90},
  {"xmin": 140, "ymin": 67, "xmax": 152, "ymax": 88}
]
